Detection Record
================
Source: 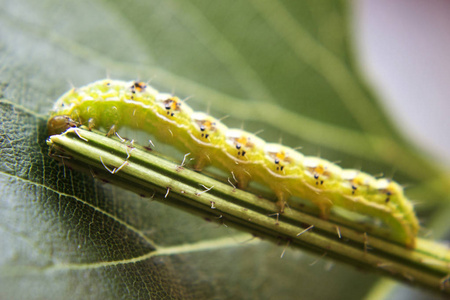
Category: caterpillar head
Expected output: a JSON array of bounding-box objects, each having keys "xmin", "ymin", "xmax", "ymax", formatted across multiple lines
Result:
[{"xmin": 47, "ymin": 115, "xmax": 78, "ymax": 135}]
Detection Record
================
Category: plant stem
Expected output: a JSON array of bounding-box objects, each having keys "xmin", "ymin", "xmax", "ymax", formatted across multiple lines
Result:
[{"xmin": 47, "ymin": 128, "xmax": 450, "ymax": 295}]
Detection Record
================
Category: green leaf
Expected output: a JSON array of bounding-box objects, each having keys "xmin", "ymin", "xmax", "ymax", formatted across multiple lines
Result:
[{"xmin": 1, "ymin": 0, "xmax": 449, "ymax": 299}]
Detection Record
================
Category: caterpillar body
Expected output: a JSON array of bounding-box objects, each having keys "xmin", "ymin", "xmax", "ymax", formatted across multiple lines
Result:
[{"xmin": 47, "ymin": 79, "xmax": 420, "ymax": 248}]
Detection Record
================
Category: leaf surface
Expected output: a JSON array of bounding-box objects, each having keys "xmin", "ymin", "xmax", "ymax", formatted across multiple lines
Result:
[{"xmin": 0, "ymin": 0, "xmax": 448, "ymax": 299}]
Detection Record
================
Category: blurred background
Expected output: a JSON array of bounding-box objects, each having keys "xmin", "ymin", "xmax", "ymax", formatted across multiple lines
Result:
[{"xmin": 357, "ymin": 0, "xmax": 450, "ymax": 167}]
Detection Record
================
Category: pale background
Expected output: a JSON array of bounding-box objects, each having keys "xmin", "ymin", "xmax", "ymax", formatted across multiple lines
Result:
[{"xmin": 357, "ymin": 0, "xmax": 450, "ymax": 167}]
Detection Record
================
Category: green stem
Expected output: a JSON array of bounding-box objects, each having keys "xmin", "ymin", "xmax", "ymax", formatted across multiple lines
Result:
[{"xmin": 47, "ymin": 128, "xmax": 450, "ymax": 295}]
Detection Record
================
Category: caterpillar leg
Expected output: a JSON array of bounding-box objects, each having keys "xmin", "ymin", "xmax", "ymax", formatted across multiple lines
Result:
[
  {"xmin": 106, "ymin": 125, "xmax": 117, "ymax": 137},
  {"xmin": 88, "ymin": 117, "xmax": 96, "ymax": 130},
  {"xmin": 316, "ymin": 197, "xmax": 333, "ymax": 219},
  {"xmin": 275, "ymin": 190, "xmax": 288, "ymax": 213},
  {"xmin": 295, "ymin": 183, "xmax": 333, "ymax": 219},
  {"xmin": 232, "ymin": 169, "xmax": 251, "ymax": 190},
  {"xmin": 193, "ymin": 154, "xmax": 210, "ymax": 171}
]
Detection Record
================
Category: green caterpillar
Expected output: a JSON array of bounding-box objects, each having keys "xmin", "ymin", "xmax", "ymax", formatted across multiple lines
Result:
[{"xmin": 47, "ymin": 79, "xmax": 420, "ymax": 248}]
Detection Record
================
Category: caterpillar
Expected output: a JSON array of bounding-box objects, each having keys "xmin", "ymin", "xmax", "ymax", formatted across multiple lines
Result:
[{"xmin": 47, "ymin": 79, "xmax": 420, "ymax": 248}]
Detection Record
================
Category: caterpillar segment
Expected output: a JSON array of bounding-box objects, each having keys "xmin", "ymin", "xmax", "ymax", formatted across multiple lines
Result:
[
  {"xmin": 189, "ymin": 112, "xmax": 229, "ymax": 170},
  {"xmin": 47, "ymin": 79, "xmax": 420, "ymax": 248}
]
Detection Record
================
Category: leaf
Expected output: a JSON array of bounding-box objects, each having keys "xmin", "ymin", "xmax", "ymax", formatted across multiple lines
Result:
[{"xmin": 0, "ymin": 0, "xmax": 448, "ymax": 299}]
